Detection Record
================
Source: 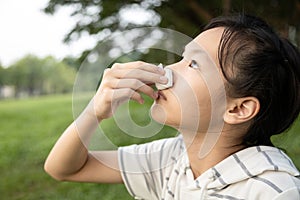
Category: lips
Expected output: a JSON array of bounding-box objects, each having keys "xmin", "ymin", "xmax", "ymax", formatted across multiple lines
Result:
[{"xmin": 157, "ymin": 90, "xmax": 167, "ymax": 100}]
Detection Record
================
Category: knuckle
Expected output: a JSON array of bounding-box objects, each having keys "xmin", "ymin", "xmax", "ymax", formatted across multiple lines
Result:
[
  {"xmin": 101, "ymin": 88, "xmax": 111, "ymax": 96},
  {"xmin": 103, "ymin": 68, "xmax": 111, "ymax": 76},
  {"xmin": 100, "ymin": 79, "xmax": 111, "ymax": 87},
  {"xmin": 112, "ymin": 79, "xmax": 120, "ymax": 88},
  {"xmin": 97, "ymin": 89, "xmax": 112, "ymax": 103},
  {"xmin": 135, "ymin": 61, "xmax": 144, "ymax": 66},
  {"xmin": 133, "ymin": 79, "xmax": 142, "ymax": 88},
  {"xmin": 100, "ymin": 78, "xmax": 115, "ymax": 90},
  {"xmin": 111, "ymin": 63, "xmax": 121, "ymax": 69},
  {"xmin": 124, "ymin": 88, "xmax": 134, "ymax": 96}
]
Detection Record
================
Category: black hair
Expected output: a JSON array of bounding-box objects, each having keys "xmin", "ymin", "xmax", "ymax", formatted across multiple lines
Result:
[{"xmin": 204, "ymin": 14, "xmax": 300, "ymax": 146}]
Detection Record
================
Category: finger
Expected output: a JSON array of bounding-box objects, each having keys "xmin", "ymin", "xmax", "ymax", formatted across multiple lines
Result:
[
  {"xmin": 112, "ymin": 61, "xmax": 165, "ymax": 75},
  {"xmin": 112, "ymin": 69, "xmax": 169, "ymax": 85},
  {"xmin": 109, "ymin": 79, "xmax": 158, "ymax": 99},
  {"xmin": 111, "ymin": 88, "xmax": 145, "ymax": 104}
]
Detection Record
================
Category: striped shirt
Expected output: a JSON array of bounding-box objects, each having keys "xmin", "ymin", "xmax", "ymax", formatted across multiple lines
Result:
[{"xmin": 118, "ymin": 135, "xmax": 300, "ymax": 199}]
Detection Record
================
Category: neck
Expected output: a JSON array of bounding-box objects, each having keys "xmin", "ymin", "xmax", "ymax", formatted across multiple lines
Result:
[{"xmin": 180, "ymin": 129, "xmax": 244, "ymax": 179}]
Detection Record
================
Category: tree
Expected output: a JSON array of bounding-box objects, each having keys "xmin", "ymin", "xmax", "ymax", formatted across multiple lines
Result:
[
  {"xmin": 44, "ymin": 0, "xmax": 300, "ymax": 63},
  {"xmin": 9, "ymin": 55, "xmax": 46, "ymax": 97},
  {"xmin": 62, "ymin": 56, "xmax": 81, "ymax": 71},
  {"xmin": 44, "ymin": 57, "xmax": 76, "ymax": 94},
  {"xmin": 0, "ymin": 66, "xmax": 5, "ymax": 86},
  {"xmin": 7, "ymin": 55, "xmax": 76, "ymax": 97}
]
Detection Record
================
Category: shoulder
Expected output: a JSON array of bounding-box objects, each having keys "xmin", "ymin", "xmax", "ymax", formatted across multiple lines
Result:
[
  {"xmin": 246, "ymin": 171, "xmax": 300, "ymax": 199},
  {"xmin": 273, "ymin": 187, "xmax": 300, "ymax": 200},
  {"xmin": 216, "ymin": 145, "xmax": 300, "ymax": 199},
  {"xmin": 117, "ymin": 135, "xmax": 186, "ymax": 199},
  {"xmin": 118, "ymin": 135, "xmax": 185, "ymax": 172},
  {"xmin": 118, "ymin": 135, "xmax": 184, "ymax": 158}
]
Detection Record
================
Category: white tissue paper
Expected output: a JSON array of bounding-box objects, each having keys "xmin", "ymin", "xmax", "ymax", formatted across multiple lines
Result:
[{"xmin": 155, "ymin": 63, "xmax": 173, "ymax": 90}]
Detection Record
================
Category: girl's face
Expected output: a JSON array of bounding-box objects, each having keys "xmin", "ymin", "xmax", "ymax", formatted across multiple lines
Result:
[{"xmin": 151, "ymin": 28, "xmax": 226, "ymax": 134}]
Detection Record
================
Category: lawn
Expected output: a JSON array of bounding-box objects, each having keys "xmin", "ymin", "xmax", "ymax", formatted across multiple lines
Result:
[
  {"xmin": 0, "ymin": 95, "xmax": 132, "ymax": 200},
  {"xmin": 0, "ymin": 94, "xmax": 299, "ymax": 199}
]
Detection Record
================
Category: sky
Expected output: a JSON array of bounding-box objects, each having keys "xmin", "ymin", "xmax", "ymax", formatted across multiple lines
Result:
[{"xmin": 0, "ymin": 0, "xmax": 97, "ymax": 67}]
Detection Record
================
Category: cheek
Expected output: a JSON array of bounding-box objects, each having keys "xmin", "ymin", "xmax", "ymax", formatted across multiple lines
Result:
[
  {"xmin": 151, "ymin": 72, "xmax": 208, "ymax": 130},
  {"xmin": 180, "ymin": 73, "xmax": 212, "ymax": 129},
  {"xmin": 151, "ymin": 63, "xmax": 226, "ymax": 134}
]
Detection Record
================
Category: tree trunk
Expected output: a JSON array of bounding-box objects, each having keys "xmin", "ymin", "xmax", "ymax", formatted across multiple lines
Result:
[{"xmin": 223, "ymin": 0, "xmax": 231, "ymax": 15}]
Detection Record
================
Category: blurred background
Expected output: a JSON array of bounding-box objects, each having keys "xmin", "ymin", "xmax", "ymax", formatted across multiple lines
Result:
[{"xmin": 0, "ymin": 0, "xmax": 300, "ymax": 199}]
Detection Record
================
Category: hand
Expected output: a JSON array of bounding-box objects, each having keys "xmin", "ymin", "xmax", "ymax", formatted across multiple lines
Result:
[{"xmin": 91, "ymin": 61, "xmax": 167, "ymax": 120}]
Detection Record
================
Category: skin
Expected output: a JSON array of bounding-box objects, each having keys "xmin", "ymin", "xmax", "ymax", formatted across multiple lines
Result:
[{"xmin": 44, "ymin": 27, "xmax": 260, "ymax": 182}]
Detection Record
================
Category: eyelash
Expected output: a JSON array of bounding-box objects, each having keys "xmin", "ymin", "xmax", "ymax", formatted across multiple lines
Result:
[{"xmin": 189, "ymin": 60, "xmax": 199, "ymax": 69}]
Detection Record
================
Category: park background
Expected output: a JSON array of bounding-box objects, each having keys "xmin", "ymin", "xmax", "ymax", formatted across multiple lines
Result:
[{"xmin": 1, "ymin": 0, "xmax": 300, "ymax": 199}]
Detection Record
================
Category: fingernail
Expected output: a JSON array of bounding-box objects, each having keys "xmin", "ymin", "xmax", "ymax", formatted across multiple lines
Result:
[
  {"xmin": 139, "ymin": 99, "xmax": 145, "ymax": 104},
  {"xmin": 157, "ymin": 63, "xmax": 165, "ymax": 74},
  {"xmin": 157, "ymin": 66, "xmax": 164, "ymax": 73},
  {"xmin": 153, "ymin": 91, "xmax": 159, "ymax": 99},
  {"xmin": 160, "ymin": 76, "xmax": 168, "ymax": 83}
]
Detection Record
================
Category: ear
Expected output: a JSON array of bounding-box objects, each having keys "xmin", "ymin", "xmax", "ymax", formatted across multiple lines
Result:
[{"xmin": 224, "ymin": 97, "xmax": 260, "ymax": 125}]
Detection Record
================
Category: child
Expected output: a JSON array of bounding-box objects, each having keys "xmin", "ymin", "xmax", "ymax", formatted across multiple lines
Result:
[{"xmin": 45, "ymin": 14, "xmax": 300, "ymax": 199}]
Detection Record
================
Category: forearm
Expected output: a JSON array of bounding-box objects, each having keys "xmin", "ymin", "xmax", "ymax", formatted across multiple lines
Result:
[
  {"xmin": 44, "ymin": 102, "xmax": 100, "ymax": 180},
  {"xmin": 44, "ymin": 61, "xmax": 164, "ymax": 182}
]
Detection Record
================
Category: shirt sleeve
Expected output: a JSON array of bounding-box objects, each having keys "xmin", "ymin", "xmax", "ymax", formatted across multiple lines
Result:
[
  {"xmin": 118, "ymin": 136, "xmax": 184, "ymax": 200},
  {"xmin": 273, "ymin": 187, "xmax": 300, "ymax": 200}
]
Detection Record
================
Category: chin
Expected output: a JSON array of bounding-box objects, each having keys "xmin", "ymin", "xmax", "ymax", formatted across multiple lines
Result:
[
  {"xmin": 150, "ymin": 101, "xmax": 181, "ymax": 130},
  {"xmin": 151, "ymin": 102, "xmax": 205, "ymax": 134},
  {"xmin": 150, "ymin": 102, "xmax": 167, "ymax": 125}
]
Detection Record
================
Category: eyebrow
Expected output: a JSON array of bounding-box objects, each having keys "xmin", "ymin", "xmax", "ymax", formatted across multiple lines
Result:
[
  {"xmin": 183, "ymin": 42, "xmax": 206, "ymax": 56},
  {"xmin": 182, "ymin": 42, "xmax": 208, "ymax": 59}
]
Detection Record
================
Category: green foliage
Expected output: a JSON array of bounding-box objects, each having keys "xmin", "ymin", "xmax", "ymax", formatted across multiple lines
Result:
[
  {"xmin": 8, "ymin": 55, "xmax": 46, "ymax": 96},
  {"xmin": 62, "ymin": 56, "xmax": 82, "ymax": 71},
  {"xmin": 272, "ymin": 117, "xmax": 300, "ymax": 165},
  {"xmin": 43, "ymin": 57, "xmax": 76, "ymax": 94},
  {"xmin": 4, "ymin": 55, "xmax": 76, "ymax": 98},
  {"xmin": 44, "ymin": 0, "xmax": 300, "ymax": 62},
  {"xmin": 0, "ymin": 66, "xmax": 7, "ymax": 85}
]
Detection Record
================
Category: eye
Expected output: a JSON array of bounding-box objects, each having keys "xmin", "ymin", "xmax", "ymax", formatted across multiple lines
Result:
[{"xmin": 189, "ymin": 60, "xmax": 199, "ymax": 69}]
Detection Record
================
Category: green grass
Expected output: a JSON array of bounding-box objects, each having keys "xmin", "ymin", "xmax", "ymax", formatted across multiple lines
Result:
[
  {"xmin": 0, "ymin": 95, "xmax": 132, "ymax": 200},
  {"xmin": 0, "ymin": 94, "xmax": 299, "ymax": 200}
]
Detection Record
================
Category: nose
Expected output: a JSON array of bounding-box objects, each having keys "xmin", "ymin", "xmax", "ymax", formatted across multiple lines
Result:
[
  {"xmin": 165, "ymin": 59, "xmax": 187, "ymax": 73},
  {"xmin": 162, "ymin": 60, "xmax": 188, "ymax": 88}
]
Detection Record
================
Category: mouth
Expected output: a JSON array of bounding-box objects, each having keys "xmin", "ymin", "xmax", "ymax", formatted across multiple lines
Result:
[{"xmin": 157, "ymin": 90, "xmax": 167, "ymax": 100}]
